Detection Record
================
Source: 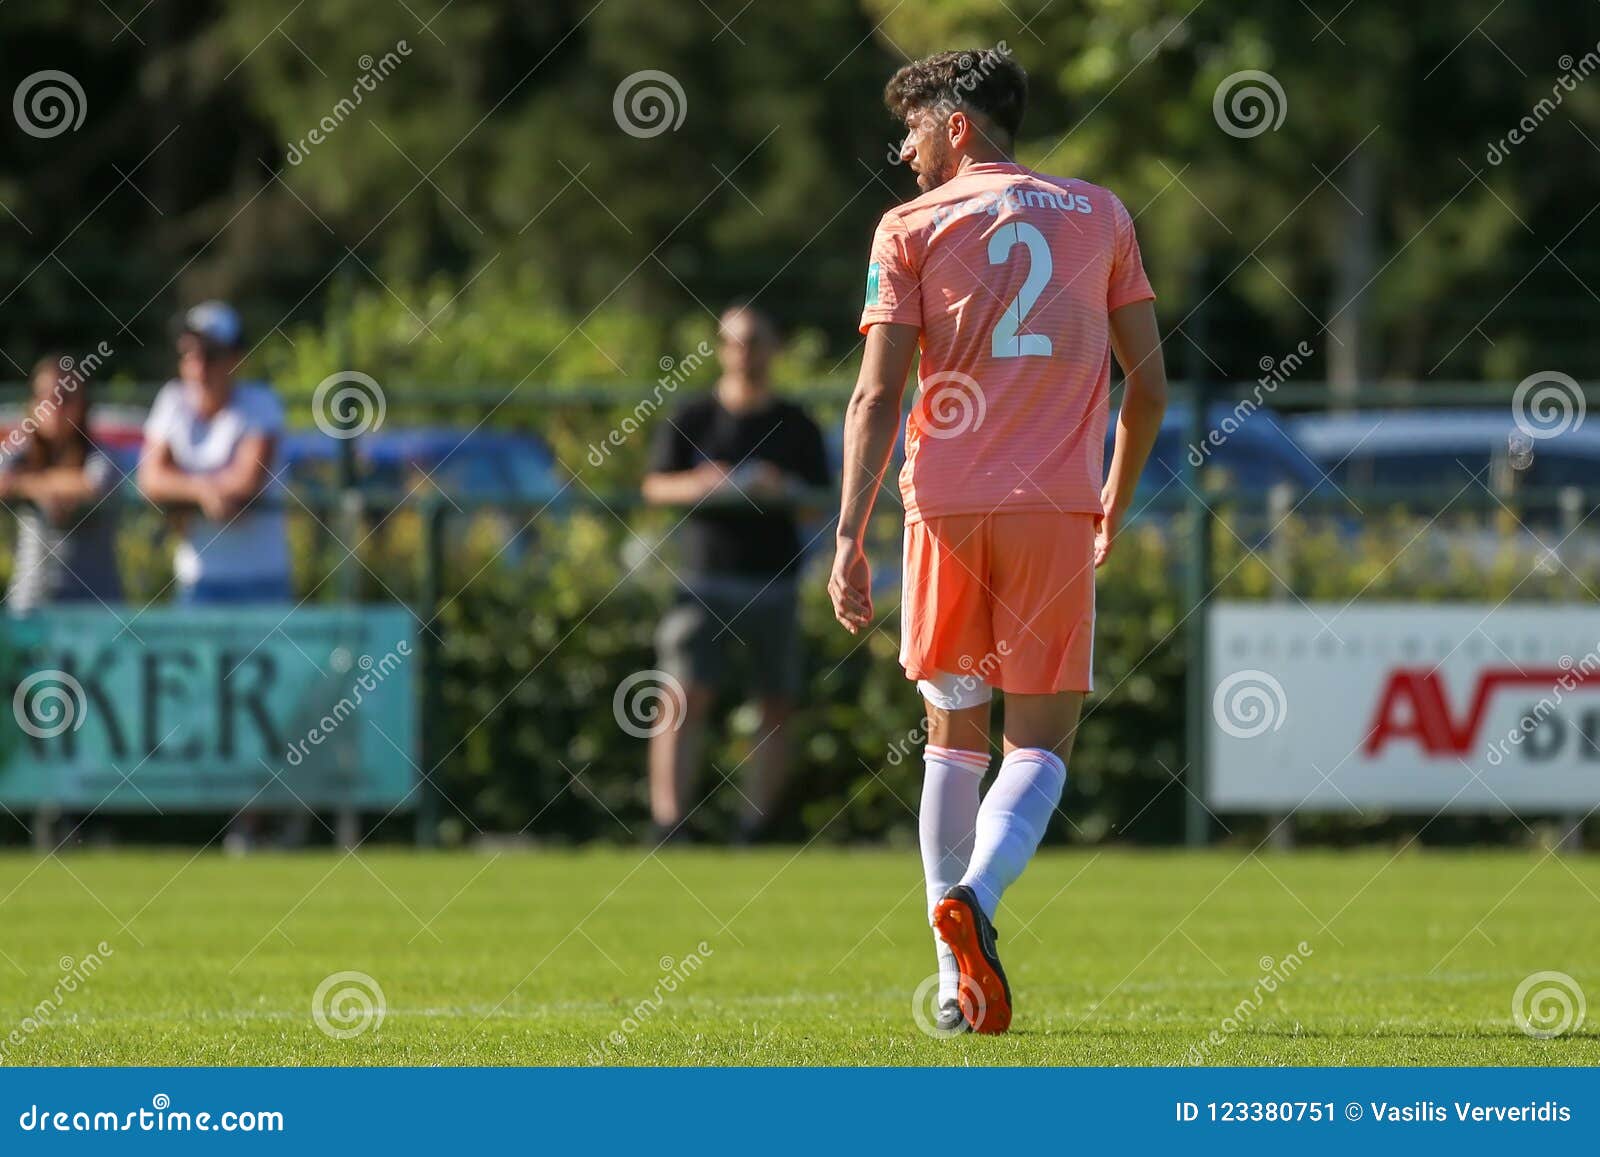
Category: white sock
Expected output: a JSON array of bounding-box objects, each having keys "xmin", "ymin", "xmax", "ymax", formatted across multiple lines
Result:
[
  {"xmin": 921, "ymin": 745, "xmax": 987, "ymax": 1002},
  {"xmin": 960, "ymin": 747, "xmax": 1067, "ymax": 920}
]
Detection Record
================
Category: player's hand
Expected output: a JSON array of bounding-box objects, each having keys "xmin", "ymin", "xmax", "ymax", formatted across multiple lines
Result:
[
  {"xmin": 733, "ymin": 461, "xmax": 789, "ymax": 500},
  {"xmin": 198, "ymin": 487, "xmax": 242, "ymax": 523},
  {"xmin": 694, "ymin": 461, "xmax": 734, "ymax": 500},
  {"xmin": 828, "ymin": 538, "xmax": 873, "ymax": 633},
  {"xmin": 1094, "ymin": 488, "xmax": 1124, "ymax": 568}
]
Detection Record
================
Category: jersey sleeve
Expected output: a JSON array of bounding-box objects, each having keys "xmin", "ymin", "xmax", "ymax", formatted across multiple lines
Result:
[
  {"xmin": 858, "ymin": 212, "xmax": 922, "ymax": 333},
  {"xmin": 1106, "ymin": 195, "xmax": 1156, "ymax": 312}
]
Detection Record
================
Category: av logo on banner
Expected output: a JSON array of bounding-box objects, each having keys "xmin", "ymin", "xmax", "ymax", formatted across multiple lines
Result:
[
  {"xmin": 1207, "ymin": 603, "xmax": 1600, "ymax": 811},
  {"xmin": 1365, "ymin": 666, "xmax": 1600, "ymax": 758}
]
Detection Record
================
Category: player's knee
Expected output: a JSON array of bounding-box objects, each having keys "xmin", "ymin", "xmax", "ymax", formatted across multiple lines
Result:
[{"xmin": 1001, "ymin": 691, "xmax": 1084, "ymax": 757}]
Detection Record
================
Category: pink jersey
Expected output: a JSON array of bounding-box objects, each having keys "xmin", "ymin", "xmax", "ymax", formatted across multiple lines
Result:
[{"xmin": 859, "ymin": 161, "xmax": 1154, "ymax": 524}]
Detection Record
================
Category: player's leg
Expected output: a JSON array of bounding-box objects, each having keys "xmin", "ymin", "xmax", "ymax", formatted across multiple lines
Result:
[
  {"xmin": 649, "ymin": 595, "xmax": 719, "ymax": 843},
  {"xmin": 919, "ymin": 680, "xmax": 991, "ymax": 1029},
  {"xmin": 736, "ymin": 694, "xmax": 791, "ymax": 841},
  {"xmin": 934, "ymin": 511, "xmax": 1097, "ymax": 1032},
  {"xmin": 959, "ymin": 509, "xmax": 1096, "ymax": 912},
  {"xmin": 734, "ymin": 583, "xmax": 803, "ymax": 842},
  {"xmin": 899, "ymin": 514, "xmax": 994, "ymax": 1029},
  {"xmin": 959, "ymin": 689, "xmax": 1083, "ymax": 916},
  {"xmin": 647, "ymin": 680, "xmax": 714, "ymax": 842}
]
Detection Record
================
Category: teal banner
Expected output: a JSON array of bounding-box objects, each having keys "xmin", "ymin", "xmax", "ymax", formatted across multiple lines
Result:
[{"xmin": 0, "ymin": 607, "xmax": 417, "ymax": 809}]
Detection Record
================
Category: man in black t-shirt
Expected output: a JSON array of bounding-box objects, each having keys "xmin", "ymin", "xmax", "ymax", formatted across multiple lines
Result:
[{"xmin": 642, "ymin": 304, "xmax": 830, "ymax": 844}]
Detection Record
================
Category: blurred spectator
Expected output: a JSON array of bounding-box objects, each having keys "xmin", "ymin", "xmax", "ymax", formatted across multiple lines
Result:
[
  {"xmin": 137, "ymin": 302, "xmax": 291, "ymax": 604},
  {"xmin": 642, "ymin": 304, "xmax": 831, "ymax": 844},
  {"xmin": 0, "ymin": 355, "xmax": 123, "ymax": 614}
]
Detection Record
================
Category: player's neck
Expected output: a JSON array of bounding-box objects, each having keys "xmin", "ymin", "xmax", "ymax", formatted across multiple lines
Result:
[
  {"xmin": 185, "ymin": 377, "xmax": 235, "ymax": 419},
  {"xmin": 957, "ymin": 148, "xmax": 1016, "ymax": 173},
  {"xmin": 715, "ymin": 375, "xmax": 771, "ymax": 414}
]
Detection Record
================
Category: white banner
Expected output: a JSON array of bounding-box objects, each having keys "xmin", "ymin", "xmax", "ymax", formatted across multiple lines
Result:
[{"xmin": 1206, "ymin": 602, "xmax": 1600, "ymax": 811}]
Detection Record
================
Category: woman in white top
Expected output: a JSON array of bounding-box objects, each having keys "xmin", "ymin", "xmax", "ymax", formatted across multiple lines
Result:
[{"xmin": 138, "ymin": 302, "xmax": 291, "ymax": 604}]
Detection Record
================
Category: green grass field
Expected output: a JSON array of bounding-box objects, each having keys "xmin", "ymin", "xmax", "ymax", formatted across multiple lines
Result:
[{"xmin": 1, "ymin": 846, "xmax": 1596, "ymax": 1065}]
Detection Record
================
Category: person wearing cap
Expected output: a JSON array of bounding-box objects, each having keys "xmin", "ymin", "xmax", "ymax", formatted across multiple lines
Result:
[{"xmin": 137, "ymin": 302, "xmax": 292, "ymax": 603}]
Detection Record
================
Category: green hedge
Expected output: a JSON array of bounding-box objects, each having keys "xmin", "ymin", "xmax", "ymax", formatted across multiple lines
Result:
[
  {"xmin": 3, "ymin": 490, "xmax": 1594, "ymax": 848},
  {"xmin": 383, "ymin": 495, "xmax": 1600, "ymax": 847}
]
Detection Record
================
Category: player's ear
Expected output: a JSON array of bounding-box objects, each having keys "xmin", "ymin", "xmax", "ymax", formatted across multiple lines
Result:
[{"xmin": 946, "ymin": 109, "xmax": 968, "ymax": 148}]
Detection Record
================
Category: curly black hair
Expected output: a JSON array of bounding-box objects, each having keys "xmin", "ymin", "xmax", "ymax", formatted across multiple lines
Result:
[{"xmin": 884, "ymin": 48, "xmax": 1028, "ymax": 144}]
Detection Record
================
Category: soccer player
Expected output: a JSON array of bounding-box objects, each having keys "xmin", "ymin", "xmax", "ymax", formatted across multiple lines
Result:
[{"xmin": 829, "ymin": 50, "xmax": 1168, "ymax": 1033}]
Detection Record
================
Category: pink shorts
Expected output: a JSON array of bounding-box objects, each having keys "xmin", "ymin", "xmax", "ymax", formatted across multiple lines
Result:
[{"xmin": 899, "ymin": 511, "xmax": 1097, "ymax": 695}]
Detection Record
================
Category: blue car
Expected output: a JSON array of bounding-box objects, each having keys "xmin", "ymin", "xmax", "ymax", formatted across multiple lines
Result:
[
  {"xmin": 821, "ymin": 399, "xmax": 1323, "ymax": 506},
  {"xmin": 280, "ymin": 427, "xmax": 565, "ymax": 562},
  {"xmin": 1288, "ymin": 409, "xmax": 1600, "ymax": 494},
  {"xmin": 818, "ymin": 399, "xmax": 1320, "ymax": 567},
  {"xmin": 1288, "ymin": 409, "xmax": 1600, "ymax": 567},
  {"xmin": 1110, "ymin": 400, "xmax": 1326, "ymax": 507},
  {"xmin": 281, "ymin": 427, "xmax": 563, "ymax": 504}
]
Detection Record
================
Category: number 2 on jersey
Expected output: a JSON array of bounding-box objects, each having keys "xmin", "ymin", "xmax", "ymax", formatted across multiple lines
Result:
[{"xmin": 987, "ymin": 221, "xmax": 1053, "ymax": 359}]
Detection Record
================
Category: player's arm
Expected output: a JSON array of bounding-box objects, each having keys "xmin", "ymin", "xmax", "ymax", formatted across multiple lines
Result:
[
  {"xmin": 829, "ymin": 322, "xmax": 917, "ymax": 633},
  {"xmin": 641, "ymin": 460, "xmax": 732, "ymax": 505},
  {"xmin": 1099, "ymin": 298, "xmax": 1169, "ymax": 567},
  {"xmin": 137, "ymin": 438, "xmax": 208, "ymax": 508},
  {"xmin": 0, "ymin": 465, "xmax": 98, "ymax": 506},
  {"xmin": 641, "ymin": 408, "xmax": 731, "ymax": 506},
  {"xmin": 209, "ymin": 431, "xmax": 275, "ymax": 506}
]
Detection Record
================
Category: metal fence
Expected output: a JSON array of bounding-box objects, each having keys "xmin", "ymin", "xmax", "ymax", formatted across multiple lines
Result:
[{"xmin": 3, "ymin": 378, "xmax": 1596, "ymax": 848}]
